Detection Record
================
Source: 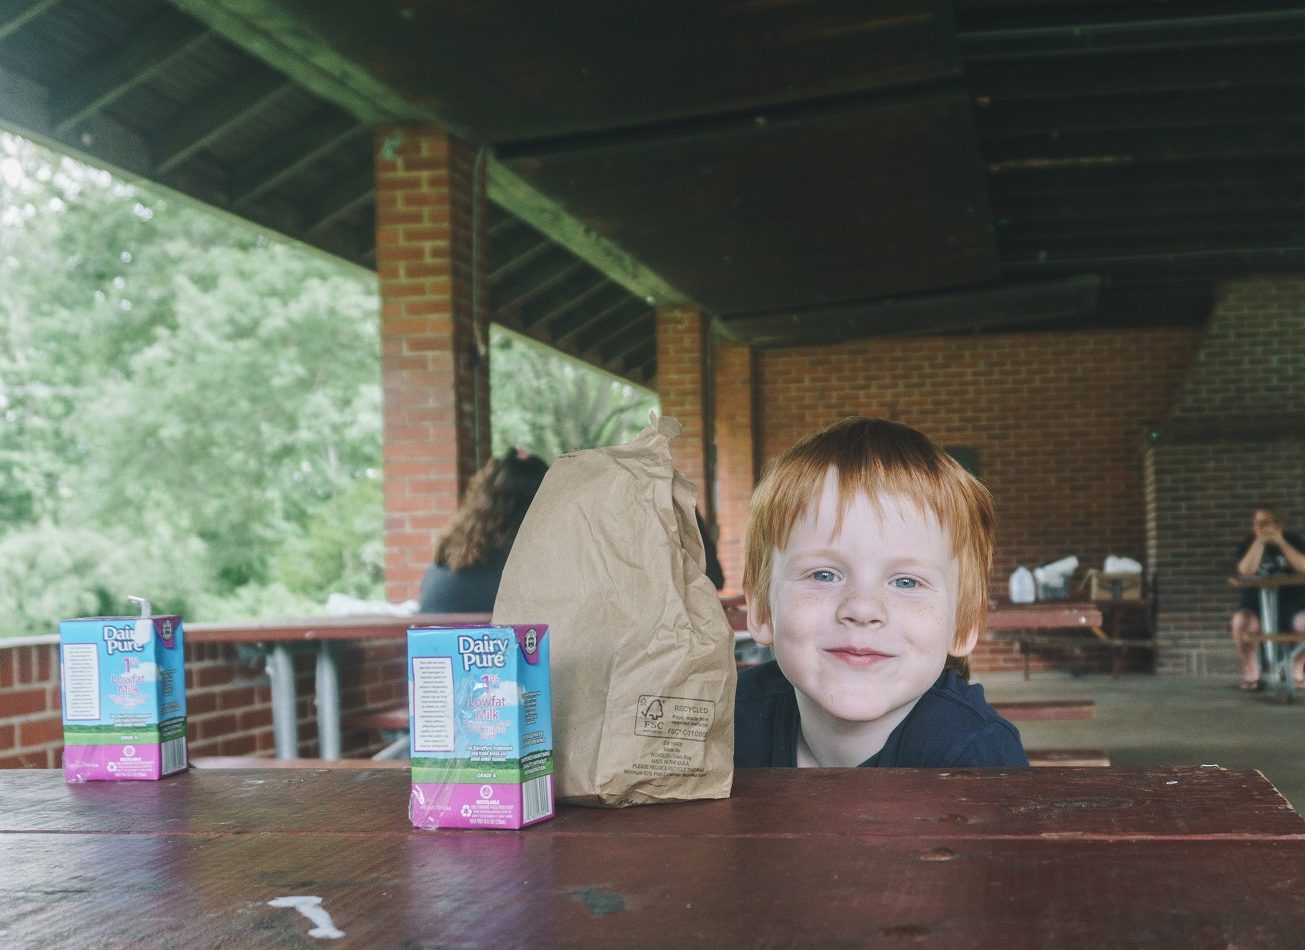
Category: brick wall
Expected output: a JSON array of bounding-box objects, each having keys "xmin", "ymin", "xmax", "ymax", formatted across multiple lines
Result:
[
  {"xmin": 1, "ymin": 639, "xmax": 406, "ymax": 769},
  {"xmin": 754, "ymin": 326, "xmax": 1201, "ymax": 674},
  {"xmin": 714, "ymin": 342, "xmax": 757, "ymax": 596},
  {"xmin": 1146, "ymin": 276, "xmax": 1305, "ymax": 674},
  {"xmin": 655, "ymin": 305, "xmax": 710, "ymax": 509},
  {"xmin": 375, "ymin": 126, "xmax": 491, "ymax": 601}
]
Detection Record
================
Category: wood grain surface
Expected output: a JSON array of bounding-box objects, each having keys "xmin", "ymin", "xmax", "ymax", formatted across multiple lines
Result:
[{"xmin": 2, "ymin": 767, "xmax": 1302, "ymax": 948}]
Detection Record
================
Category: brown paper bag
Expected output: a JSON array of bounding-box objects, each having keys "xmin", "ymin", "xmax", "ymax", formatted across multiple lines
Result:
[{"xmin": 492, "ymin": 414, "xmax": 735, "ymax": 806}]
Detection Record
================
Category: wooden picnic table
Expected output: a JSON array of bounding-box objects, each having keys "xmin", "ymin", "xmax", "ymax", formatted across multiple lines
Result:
[
  {"xmin": 984, "ymin": 600, "xmax": 1158, "ymax": 680},
  {"xmin": 1229, "ymin": 574, "xmax": 1305, "ymax": 701},
  {"xmin": 4, "ymin": 766, "xmax": 1304, "ymax": 946}
]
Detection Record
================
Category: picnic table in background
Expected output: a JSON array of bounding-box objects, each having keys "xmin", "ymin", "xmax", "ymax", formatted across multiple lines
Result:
[
  {"xmin": 4, "ymin": 766, "xmax": 1305, "ymax": 946},
  {"xmin": 1229, "ymin": 574, "xmax": 1305, "ymax": 702},
  {"xmin": 187, "ymin": 612, "xmax": 491, "ymax": 759},
  {"xmin": 986, "ymin": 600, "xmax": 1156, "ymax": 680}
]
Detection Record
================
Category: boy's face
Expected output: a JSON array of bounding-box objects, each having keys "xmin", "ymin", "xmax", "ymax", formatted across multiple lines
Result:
[{"xmin": 747, "ymin": 470, "xmax": 977, "ymax": 726}]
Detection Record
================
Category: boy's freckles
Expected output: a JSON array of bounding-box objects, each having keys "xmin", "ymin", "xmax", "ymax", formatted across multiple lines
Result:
[{"xmin": 753, "ymin": 470, "xmax": 965, "ymax": 732}]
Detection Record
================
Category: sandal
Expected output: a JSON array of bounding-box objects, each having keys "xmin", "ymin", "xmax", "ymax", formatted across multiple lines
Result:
[{"xmin": 1240, "ymin": 679, "xmax": 1264, "ymax": 692}]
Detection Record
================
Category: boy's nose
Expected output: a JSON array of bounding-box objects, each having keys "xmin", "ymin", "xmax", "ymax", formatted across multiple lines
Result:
[{"xmin": 838, "ymin": 585, "xmax": 887, "ymax": 626}]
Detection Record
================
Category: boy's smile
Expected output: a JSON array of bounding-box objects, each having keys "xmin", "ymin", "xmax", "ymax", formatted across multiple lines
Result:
[{"xmin": 746, "ymin": 469, "xmax": 978, "ymax": 764}]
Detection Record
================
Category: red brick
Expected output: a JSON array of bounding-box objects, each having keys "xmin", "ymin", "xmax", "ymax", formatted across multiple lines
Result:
[
  {"xmin": 217, "ymin": 733, "xmax": 258, "ymax": 756},
  {"xmin": 0, "ymin": 754, "xmax": 44, "ymax": 769},
  {"xmin": 18, "ymin": 715, "xmax": 62, "ymax": 747},
  {"xmin": 186, "ymin": 691, "xmax": 219, "ymax": 716},
  {"xmin": 217, "ymin": 686, "xmax": 257, "ymax": 711},
  {"xmin": 195, "ymin": 665, "xmax": 236, "ymax": 689},
  {"xmin": 194, "ymin": 713, "xmax": 239, "ymax": 740},
  {"xmin": 0, "ymin": 688, "xmax": 52, "ymax": 718}
]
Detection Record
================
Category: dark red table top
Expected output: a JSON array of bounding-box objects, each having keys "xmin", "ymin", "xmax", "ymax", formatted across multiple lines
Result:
[{"xmin": 3, "ymin": 766, "xmax": 1302, "ymax": 947}]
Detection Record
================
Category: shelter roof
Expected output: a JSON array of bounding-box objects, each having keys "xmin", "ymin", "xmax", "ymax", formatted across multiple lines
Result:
[{"xmin": 4, "ymin": 0, "xmax": 1304, "ymax": 384}]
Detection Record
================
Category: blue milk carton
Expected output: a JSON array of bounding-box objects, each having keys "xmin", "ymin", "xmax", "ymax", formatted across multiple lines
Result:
[
  {"xmin": 408, "ymin": 624, "xmax": 553, "ymax": 829},
  {"xmin": 59, "ymin": 597, "xmax": 188, "ymax": 782}
]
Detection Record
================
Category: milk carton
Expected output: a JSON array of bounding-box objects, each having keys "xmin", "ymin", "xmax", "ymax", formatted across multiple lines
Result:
[
  {"xmin": 408, "ymin": 624, "xmax": 553, "ymax": 829},
  {"xmin": 59, "ymin": 598, "xmax": 188, "ymax": 782}
]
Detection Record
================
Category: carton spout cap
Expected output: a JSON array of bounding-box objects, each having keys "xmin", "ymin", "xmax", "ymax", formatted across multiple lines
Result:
[{"xmin": 128, "ymin": 595, "xmax": 152, "ymax": 647}]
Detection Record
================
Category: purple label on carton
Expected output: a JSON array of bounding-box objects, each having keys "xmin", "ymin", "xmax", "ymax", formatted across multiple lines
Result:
[
  {"xmin": 410, "ymin": 777, "xmax": 554, "ymax": 829},
  {"xmin": 62, "ymin": 742, "xmax": 188, "ymax": 781}
]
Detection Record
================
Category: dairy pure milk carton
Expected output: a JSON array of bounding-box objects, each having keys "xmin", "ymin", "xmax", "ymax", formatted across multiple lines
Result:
[
  {"xmin": 59, "ymin": 599, "xmax": 188, "ymax": 782},
  {"xmin": 408, "ymin": 624, "xmax": 553, "ymax": 829}
]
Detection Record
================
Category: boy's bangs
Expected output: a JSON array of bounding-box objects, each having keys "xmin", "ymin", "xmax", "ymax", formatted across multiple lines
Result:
[
  {"xmin": 746, "ymin": 417, "xmax": 994, "ymax": 653},
  {"xmin": 767, "ymin": 448, "xmax": 975, "ymax": 560}
]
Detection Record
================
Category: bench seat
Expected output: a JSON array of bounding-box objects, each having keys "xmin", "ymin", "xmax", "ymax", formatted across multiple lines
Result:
[
  {"xmin": 991, "ymin": 631, "xmax": 1157, "ymax": 680},
  {"xmin": 991, "ymin": 699, "xmax": 1095, "ymax": 721},
  {"xmin": 1026, "ymin": 748, "xmax": 1110, "ymax": 767}
]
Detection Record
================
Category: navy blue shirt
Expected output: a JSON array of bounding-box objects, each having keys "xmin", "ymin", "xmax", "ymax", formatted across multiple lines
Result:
[
  {"xmin": 417, "ymin": 550, "xmax": 509, "ymax": 614},
  {"xmin": 734, "ymin": 661, "xmax": 1028, "ymax": 768}
]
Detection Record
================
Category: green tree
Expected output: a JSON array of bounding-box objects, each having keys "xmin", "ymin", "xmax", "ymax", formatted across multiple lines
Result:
[
  {"xmin": 1, "ymin": 132, "xmax": 382, "ymax": 634},
  {"xmin": 490, "ymin": 328, "xmax": 658, "ymax": 461},
  {"xmin": 0, "ymin": 130, "xmax": 656, "ymax": 637}
]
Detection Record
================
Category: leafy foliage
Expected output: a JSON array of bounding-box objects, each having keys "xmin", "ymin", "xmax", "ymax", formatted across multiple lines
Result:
[
  {"xmin": 1, "ymin": 132, "xmax": 656, "ymax": 637},
  {"xmin": 490, "ymin": 328, "xmax": 657, "ymax": 461},
  {"xmin": 1, "ymin": 133, "xmax": 382, "ymax": 633}
]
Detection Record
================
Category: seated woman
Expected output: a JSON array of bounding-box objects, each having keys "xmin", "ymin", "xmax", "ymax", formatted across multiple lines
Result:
[{"xmin": 418, "ymin": 449, "xmax": 548, "ymax": 613}]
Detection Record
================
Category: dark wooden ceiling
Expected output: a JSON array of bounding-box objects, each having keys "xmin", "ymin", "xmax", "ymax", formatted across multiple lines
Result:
[{"xmin": 3, "ymin": 0, "xmax": 1305, "ymax": 385}]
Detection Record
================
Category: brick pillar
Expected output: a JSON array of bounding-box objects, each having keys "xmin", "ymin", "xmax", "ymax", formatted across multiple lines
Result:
[
  {"xmin": 713, "ymin": 343, "xmax": 757, "ymax": 595},
  {"xmin": 375, "ymin": 125, "xmax": 491, "ymax": 601},
  {"xmin": 655, "ymin": 305, "xmax": 711, "ymax": 509}
]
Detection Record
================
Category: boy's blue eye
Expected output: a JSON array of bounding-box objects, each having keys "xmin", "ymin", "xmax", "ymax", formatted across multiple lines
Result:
[
  {"xmin": 892, "ymin": 577, "xmax": 919, "ymax": 589},
  {"xmin": 811, "ymin": 570, "xmax": 838, "ymax": 583}
]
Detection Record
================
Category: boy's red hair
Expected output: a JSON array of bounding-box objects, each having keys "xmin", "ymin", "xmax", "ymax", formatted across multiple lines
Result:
[{"xmin": 743, "ymin": 417, "xmax": 994, "ymax": 654}]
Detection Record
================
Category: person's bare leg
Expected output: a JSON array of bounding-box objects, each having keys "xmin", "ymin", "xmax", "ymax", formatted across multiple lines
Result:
[
  {"xmin": 1291, "ymin": 611, "xmax": 1305, "ymax": 684},
  {"xmin": 1232, "ymin": 609, "xmax": 1262, "ymax": 686}
]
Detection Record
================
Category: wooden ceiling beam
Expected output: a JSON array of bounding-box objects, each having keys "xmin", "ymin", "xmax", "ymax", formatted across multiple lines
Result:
[
  {"xmin": 487, "ymin": 162, "xmax": 687, "ymax": 307},
  {"xmin": 524, "ymin": 275, "xmax": 619, "ymax": 334},
  {"xmin": 1000, "ymin": 226, "xmax": 1305, "ymax": 259},
  {"xmin": 0, "ymin": 0, "xmax": 59, "ymax": 42},
  {"xmin": 507, "ymin": 270, "xmax": 612, "ymax": 333},
  {"xmin": 547, "ymin": 286, "xmax": 639, "ymax": 347},
  {"xmin": 983, "ymin": 123, "xmax": 1305, "ymax": 169},
  {"xmin": 1001, "ymin": 246, "xmax": 1305, "ymax": 280},
  {"xmin": 305, "ymin": 162, "xmax": 374, "ymax": 233},
  {"xmin": 993, "ymin": 186, "xmax": 1305, "ymax": 226},
  {"xmin": 717, "ymin": 276, "xmax": 1102, "ymax": 347},
  {"xmin": 579, "ymin": 300, "xmax": 655, "ymax": 363},
  {"xmin": 492, "ymin": 253, "xmax": 588, "ymax": 316},
  {"xmin": 976, "ymin": 87, "xmax": 1305, "ymax": 141},
  {"xmin": 154, "ymin": 69, "xmax": 292, "ymax": 175},
  {"xmin": 967, "ymin": 46, "xmax": 1305, "ymax": 101},
  {"xmin": 489, "ymin": 225, "xmax": 556, "ymax": 284},
  {"xmin": 959, "ymin": 9, "xmax": 1305, "ymax": 62},
  {"xmin": 621, "ymin": 342, "xmax": 656, "ymax": 386},
  {"xmin": 231, "ymin": 112, "xmax": 365, "ymax": 204},
  {"xmin": 597, "ymin": 320, "xmax": 654, "ymax": 366},
  {"xmin": 986, "ymin": 155, "xmax": 1305, "ymax": 197},
  {"xmin": 51, "ymin": 17, "xmax": 211, "ymax": 135}
]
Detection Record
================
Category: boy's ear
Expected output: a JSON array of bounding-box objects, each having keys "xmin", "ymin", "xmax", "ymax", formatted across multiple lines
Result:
[
  {"xmin": 745, "ymin": 593, "xmax": 774, "ymax": 647},
  {"xmin": 952, "ymin": 623, "xmax": 980, "ymax": 658}
]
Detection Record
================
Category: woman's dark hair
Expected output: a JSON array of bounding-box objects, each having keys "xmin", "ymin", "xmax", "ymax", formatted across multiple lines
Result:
[{"xmin": 433, "ymin": 449, "xmax": 549, "ymax": 570}]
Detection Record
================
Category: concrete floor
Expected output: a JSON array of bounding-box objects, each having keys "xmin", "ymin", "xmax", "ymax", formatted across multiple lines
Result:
[{"xmin": 977, "ymin": 670, "xmax": 1305, "ymax": 814}]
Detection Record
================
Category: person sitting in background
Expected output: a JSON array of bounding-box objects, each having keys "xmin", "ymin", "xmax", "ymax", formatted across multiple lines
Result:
[
  {"xmin": 418, "ymin": 449, "xmax": 548, "ymax": 614},
  {"xmin": 1231, "ymin": 505, "xmax": 1305, "ymax": 692}
]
